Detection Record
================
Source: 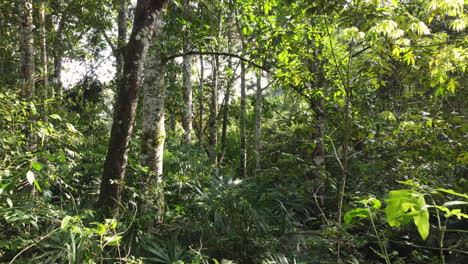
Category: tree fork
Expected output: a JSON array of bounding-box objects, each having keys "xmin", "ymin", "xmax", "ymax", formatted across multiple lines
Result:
[{"xmin": 98, "ymin": 0, "xmax": 168, "ymax": 218}]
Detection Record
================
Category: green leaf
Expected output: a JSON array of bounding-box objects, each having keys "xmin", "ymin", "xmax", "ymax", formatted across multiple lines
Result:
[
  {"xmin": 61, "ymin": 216, "xmax": 72, "ymax": 229},
  {"xmin": 344, "ymin": 208, "xmax": 370, "ymax": 224},
  {"xmin": 66, "ymin": 123, "xmax": 78, "ymax": 133},
  {"xmin": 436, "ymin": 188, "xmax": 468, "ymax": 199},
  {"xmin": 33, "ymin": 180, "xmax": 42, "ymax": 192},
  {"xmin": 49, "ymin": 114, "xmax": 61, "ymax": 120},
  {"xmin": 6, "ymin": 198, "xmax": 13, "ymax": 208},
  {"xmin": 31, "ymin": 162, "xmax": 43, "ymax": 171},
  {"xmin": 442, "ymin": 201, "xmax": 468, "ymax": 207},
  {"xmin": 370, "ymin": 198, "xmax": 382, "ymax": 209},
  {"xmin": 105, "ymin": 235, "xmax": 122, "ymax": 246},
  {"xmin": 386, "ymin": 189, "xmax": 430, "ymax": 240},
  {"xmin": 413, "ymin": 195, "xmax": 430, "ymax": 240},
  {"xmin": 26, "ymin": 171, "xmax": 35, "ymax": 185},
  {"xmin": 92, "ymin": 223, "xmax": 106, "ymax": 236}
]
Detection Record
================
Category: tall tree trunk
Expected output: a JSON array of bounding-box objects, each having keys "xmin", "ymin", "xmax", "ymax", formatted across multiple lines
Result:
[
  {"xmin": 208, "ymin": 55, "xmax": 219, "ymax": 164},
  {"xmin": 98, "ymin": 0, "xmax": 168, "ymax": 217},
  {"xmin": 181, "ymin": 0, "xmax": 193, "ymax": 144},
  {"xmin": 39, "ymin": 0, "xmax": 48, "ymax": 99},
  {"xmin": 53, "ymin": 19, "xmax": 65, "ymax": 95},
  {"xmin": 197, "ymin": 55, "xmax": 204, "ymax": 149},
  {"xmin": 141, "ymin": 15, "xmax": 165, "ymax": 221},
  {"xmin": 219, "ymin": 57, "xmax": 233, "ymax": 164},
  {"xmin": 18, "ymin": 0, "xmax": 35, "ymax": 98},
  {"xmin": 312, "ymin": 97, "xmax": 326, "ymax": 205},
  {"xmin": 239, "ymin": 60, "xmax": 246, "ymax": 177},
  {"xmin": 116, "ymin": 0, "xmax": 128, "ymax": 82},
  {"xmin": 235, "ymin": 9, "xmax": 247, "ymax": 177},
  {"xmin": 254, "ymin": 70, "xmax": 262, "ymax": 171}
]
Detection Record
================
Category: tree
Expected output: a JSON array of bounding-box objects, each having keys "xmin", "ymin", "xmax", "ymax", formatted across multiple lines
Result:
[
  {"xmin": 254, "ymin": 69, "xmax": 262, "ymax": 171},
  {"xmin": 141, "ymin": 13, "xmax": 166, "ymax": 221},
  {"xmin": 197, "ymin": 55, "xmax": 205, "ymax": 149},
  {"xmin": 116, "ymin": 0, "xmax": 128, "ymax": 82},
  {"xmin": 182, "ymin": 0, "xmax": 193, "ymax": 144},
  {"xmin": 18, "ymin": 0, "xmax": 35, "ymax": 98},
  {"xmin": 207, "ymin": 10, "xmax": 223, "ymax": 164},
  {"xmin": 38, "ymin": 0, "xmax": 48, "ymax": 99},
  {"xmin": 98, "ymin": 0, "xmax": 168, "ymax": 217}
]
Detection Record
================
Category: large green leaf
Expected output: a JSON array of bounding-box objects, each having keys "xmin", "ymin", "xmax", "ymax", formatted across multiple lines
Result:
[
  {"xmin": 344, "ymin": 208, "xmax": 370, "ymax": 224},
  {"xmin": 385, "ymin": 189, "xmax": 430, "ymax": 240}
]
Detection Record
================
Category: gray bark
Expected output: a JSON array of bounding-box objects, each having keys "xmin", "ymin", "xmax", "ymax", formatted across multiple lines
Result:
[
  {"xmin": 197, "ymin": 55, "xmax": 204, "ymax": 149},
  {"xmin": 53, "ymin": 18, "xmax": 65, "ymax": 95},
  {"xmin": 236, "ymin": 10, "xmax": 247, "ymax": 177},
  {"xmin": 181, "ymin": 0, "xmax": 193, "ymax": 144},
  {"xmin": 219, "ymin": 57, "xmax": 233, "ymax": 164},
  {"xmin": 39, "ymin": 0, "xmax": 48, "ymax": 99},
  {"xmin": 141, "ymin": 16, "xmax": 165, "ymax": 221},
  {"xmin": 208, "ymin": 55, "xmax": 219, "ymax": 164},
  {"xmin": 98, "ymin": 0, "xmax": 168, "ymax": 217},
  {"xmin": 311, "ymin": 41, "xmax": 327, "ymax": 207},
  {"xmin": 254, "ymin": 70, "xmax": 262, "ymax": 171},
  {"xmin": 312, "ymin": 96, "xmax": 326, "ymax": 208},
  {"xmin": 18, "ymin": 0, "xmax": 35, "ymax": 98},
  {"xmin": 116, "ymin": 0, "xmax": 128, "ymax": 82},
  {"xmin": 239, "ymin": 60, "xmax": 246, "ymax": 177}
]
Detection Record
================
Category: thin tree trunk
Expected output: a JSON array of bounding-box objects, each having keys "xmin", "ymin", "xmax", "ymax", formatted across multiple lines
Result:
[
  {"xmin": 198, "ymin": 55, "xmax": 204, "ymax": 149},
  {"xmin": 98, "ymin": 0, "xmax": 168, "ymax": 217},
  {"xmin": 116, "ymin": 0, "xmax": 128, "ymax": 82},
  {"xmin": 254, "ymin": 70, "xmax": 262, "ymax": 171},
  {"xmin": 168, "ymin": 62, "xmax": 177, "ymax": 134},
  {"xmin": 39, "ymin": 0, "xmax": 48, "ymax": 99},
  {"xmin": 307, "ymin": 38, "xmax": 327, "ymax": 209},
  {"xmin": 219, "ymin": 57, "xmax": 233, "ymax": 164},
  {"xmin": 53, "ymin": 19, "xmax": 65, "ymax": 95},
  {"xmin": 235, "ymin": 9, "xmax": 247, "ymax": 178},
  {"xmin": 336, "ymin": 43, "xmax": 353, "ymax": 261},
  {"xmin": 141, "ymin": 15, "xmax": 165, "ymax": 221},
  {"xmin": 182, "ymin": 0, "xmax": 193, "ymax": 144},
  {"xmin": 18, "ymin": 0, "xmax": 35, "ymax": 98},
  {"xmin": 208, "ymin": 55, "xmax": 219, "ymax": 164},
  {"xmin": 312, "ymin": 97, "xmax": 326, "ymax": 205},
  {"xmin": 239, "ymin": 60, "xmax": 246, "ymax": 177}
]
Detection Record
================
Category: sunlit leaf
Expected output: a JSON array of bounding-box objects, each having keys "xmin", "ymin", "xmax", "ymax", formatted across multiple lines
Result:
[{"xmin": 26, "ymin": 170, "xmax": 35, "ymax": 185}]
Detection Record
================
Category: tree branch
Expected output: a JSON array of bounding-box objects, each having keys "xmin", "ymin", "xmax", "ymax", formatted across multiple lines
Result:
[{"xmin": 103, "ymin": 31, "xmax": 117, "ymax": 55}]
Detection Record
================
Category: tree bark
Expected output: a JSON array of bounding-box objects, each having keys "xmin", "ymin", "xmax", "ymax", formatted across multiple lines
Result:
[
  {"xmin": 53, "ymin": 18, "xmax": 65, "ymax": 95},
  {"xmin": 219, "ymin": 57, "xmax": 233, "ymax": 164},
  {"xmin": 39, "ymin": 0, "xmax": 48, "ymax": 99},
  {"xmin": 312, "ymin": 96, "xmax": 326, "ymax": 204},
  {"xmin": 235, "ymin": 9, "xmax": 247, "ymax": 178},
  {"xmin": 141, "ymin": 15, "xmax": 165, "ymax": 221},
  {"xmin": 116, "ymin": 0, "xmax": 128, "ymax": 82},
  {"xmin": 254, "ymin": 70, "xmax": 262, "ymax": 171},
  {"xmin": 98, "ymin": 0, "xmax": 168, "ymax": 217},
  {"xmin": 308, "ymin": 42, "xmax": 327, "ymax": 210},
  {"xmin": 181, "ymin": 0, "xmax": 193, "ymax": 144},
  {"xmin": 208, "ymin": 55, "xmax": 219, "ymax": 164},
  {"xmin": 239, "ymin": 60, "xmax": 246, "ymax": 177},
  {"xmin": 18, "ymin": 0, "xmax": 35, "ymax": 98},
  {"xmin": 197, "ymin": 55, "xmax": 204, "ymax": 149}
]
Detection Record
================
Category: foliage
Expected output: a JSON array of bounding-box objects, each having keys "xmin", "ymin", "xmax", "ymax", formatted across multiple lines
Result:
[{"xmin": 1, "ymin": 0, "xmax": 467, "ymax": 263}]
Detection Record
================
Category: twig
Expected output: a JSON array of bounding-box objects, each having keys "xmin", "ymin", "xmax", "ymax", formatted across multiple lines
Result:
[{"xmin": 9, "ymin": 228, "xmax": 60, "ymax": 264}]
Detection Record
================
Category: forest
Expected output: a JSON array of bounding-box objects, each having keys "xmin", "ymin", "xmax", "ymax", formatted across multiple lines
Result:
[{"xmin": 0, "ymin": 0, "xmax": 467, "ymax": 263}]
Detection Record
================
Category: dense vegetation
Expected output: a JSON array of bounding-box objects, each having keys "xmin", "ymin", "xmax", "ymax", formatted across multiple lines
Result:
[{"xmin": 0, "ymin": 0, "xmax": 467, "ymax": 263}]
